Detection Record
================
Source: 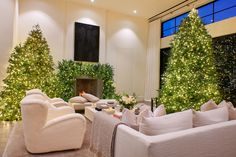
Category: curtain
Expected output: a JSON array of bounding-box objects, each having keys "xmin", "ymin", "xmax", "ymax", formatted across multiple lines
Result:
[{"xmin": 144, "ymin": 19, "xmax": 161, "ymax": 100}]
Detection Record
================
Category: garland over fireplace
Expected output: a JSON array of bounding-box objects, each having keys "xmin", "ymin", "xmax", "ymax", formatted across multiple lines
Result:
[{"xmin": 57, "ymin": 60, "xmax": 116, "ymax": 101}]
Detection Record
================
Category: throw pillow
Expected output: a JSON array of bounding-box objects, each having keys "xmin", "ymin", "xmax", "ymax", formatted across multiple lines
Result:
[
  {"xmin": 193, "ymin": 107, "xmax": 229, "ymax": 127},
  {"xmin": 218, "ymin": 100, "xmax": 234, "ymax": 109},
  {"xmin": 81, "ymin": 92, "xmax": 100, "ymax": 102},
  {"xmin": 200, "ymin": 99, "xmax": 218, "ymax": 111},
  {"xmin": 229, "ymin": 108, "xmax": 236, "ymax": 120},
  {"xmin": 218, "ymin": 100, "xmax": 236, "ymax": 120},
  {"xmin": 153, "ymin": 104, "xmax": 166, "ymax": 117},
  {"xmin": 139, "ymin": 109, "xmax": 193, "ymax": 136},
  {"xmin": 69, "ymin": 96, "xmax": 88, "ymax": 103},
  {"xmin": 121, "ymin": 108, "xmax": 152, "ymax": 130}
]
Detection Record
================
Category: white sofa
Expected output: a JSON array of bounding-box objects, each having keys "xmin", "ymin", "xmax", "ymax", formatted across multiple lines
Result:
[{"xmin": 114, "ymin": 120, "xmax": 236, "ymax": 157}]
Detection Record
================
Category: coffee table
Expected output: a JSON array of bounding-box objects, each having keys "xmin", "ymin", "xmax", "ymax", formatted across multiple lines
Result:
[{"xmin": 84, "ymin": 106, "xmax": 122, "ymax": 121}]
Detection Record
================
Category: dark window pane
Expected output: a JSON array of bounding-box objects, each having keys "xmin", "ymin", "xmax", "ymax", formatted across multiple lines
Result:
[
  {"xmin": 214, "ymin": 0, "xmax": 236, "ymax": 12},
  {"xmin": 162, "ymin": 19, "xmax": 175, "ymax": 31},
  {"xmin": 198, "ymin": 3, "xmax": 213, "ymax": 17},
  {"xmin": 214, "ymin": 7, "xmax": 236, "ymax": 22},
  {"xmin": 202, "ymin": 15, "xmax": 213, "ymax": 25},
  {"xmin": 176, "ymin": 26, "xmax": 179, "ymax": 32},
  {"xmin": 162, "ymin": 28, "xmax": 175, "ymax": 38},
  {"xmin": 176, "ymin": 13, "xmax": 188, "ymax": 26}
]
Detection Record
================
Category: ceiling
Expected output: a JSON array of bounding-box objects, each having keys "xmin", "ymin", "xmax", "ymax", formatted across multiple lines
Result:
[{"xmin": 70, "ymin": 0, "xmax": 184, "ymax": 19}]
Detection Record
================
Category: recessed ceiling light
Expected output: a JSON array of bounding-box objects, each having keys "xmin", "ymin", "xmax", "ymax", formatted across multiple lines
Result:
[
  {"xmin": 90, "ymin": 0, "xmax": 95, "ymax": 2},
  {"xmin": 133, "ymin": 10, "xmax": 137, "ymax": 14}
]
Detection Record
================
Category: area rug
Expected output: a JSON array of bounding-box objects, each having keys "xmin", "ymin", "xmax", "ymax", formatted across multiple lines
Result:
[{"xmin": 3, "ymin": 120, "xmax": 94, "ymax": 157}]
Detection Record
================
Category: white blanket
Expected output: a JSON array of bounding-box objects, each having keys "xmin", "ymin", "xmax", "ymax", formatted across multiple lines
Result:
[{"xmin": 90, "ymin": 112, "xmax": 124, "ymax": 157}]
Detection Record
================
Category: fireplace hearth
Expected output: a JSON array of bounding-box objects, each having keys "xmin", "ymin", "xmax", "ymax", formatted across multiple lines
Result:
[{"xmin": 76, "ymin": 78, "xmax": 103, "ymax": 98}]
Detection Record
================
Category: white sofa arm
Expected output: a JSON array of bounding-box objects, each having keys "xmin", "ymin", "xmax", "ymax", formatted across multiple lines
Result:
[
  {"xmin": 40, "ymin": 114, "xmax": 86, "ymax": 151},
  {"xmin": 45, "ymin": 113, "xmax": 86, "ymax": 129},
  {"xmin": 47, "ymin": 106, "xmax": 75, "ymax": 121},
  {"xmin": 114, "ymin": 125, "xmax": 150, "ymax": 157}
]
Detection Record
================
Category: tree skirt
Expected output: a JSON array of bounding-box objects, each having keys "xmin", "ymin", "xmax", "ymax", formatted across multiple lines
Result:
[{"xmin": 3, "ymin": 120, "xmax": 94, "ymax": 157}]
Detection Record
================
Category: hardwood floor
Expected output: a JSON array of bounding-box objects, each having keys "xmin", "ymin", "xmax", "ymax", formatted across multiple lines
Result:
[{"xmin": 0, "ymin": 121, "xmax": 15, "ymax": 156}]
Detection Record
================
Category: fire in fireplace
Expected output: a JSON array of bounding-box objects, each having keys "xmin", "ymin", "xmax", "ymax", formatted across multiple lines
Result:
[{"xmin": 76, "ymin": 78, "xmax": 103, "ymax": 98}]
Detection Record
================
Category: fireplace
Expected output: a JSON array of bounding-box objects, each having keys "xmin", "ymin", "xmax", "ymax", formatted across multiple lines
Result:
[{"xmin": 76, "ymin": 78, "xmax": 103, "ymax": 98}]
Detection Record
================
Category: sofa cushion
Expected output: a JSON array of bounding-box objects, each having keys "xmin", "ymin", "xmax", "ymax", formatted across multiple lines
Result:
[
  {"xmin": 69, "ymin": 96, "xmax": 88, "ymax": 103},
  {"xmin": 153, "ymin": 104, "xmax": 166, "ymax": 117},
  {"xmin": 121, "ymin": 108, "xmax": 152, "ymax": 130},
  {"xmin": 81, "ymin": 93, "xmax": 99, "ymax": 102},
  {"xmin": 228, "ymin": 108, "xmax": 236, "ymax": 120},
  {"xmin": 200, "ymin": 99, "xmax": 217, "ymax": 111},
  {"xmin": 218, "ymin": 100, "xmax": 236, "ymax": 120},
  {"xmin": 193, "ymin": 107, "xmax": 229, "ymax": 127},
  {"xmin": 139, "ymin": 109, "xmax": 193, "ymax": 136},
  {"xmin": 218, "ymin": 100, "xmax": 234, "ymax": 108}
]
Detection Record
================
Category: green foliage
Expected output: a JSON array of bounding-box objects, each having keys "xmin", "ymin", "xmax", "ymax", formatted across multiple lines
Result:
[
  {"xmin": 57, "ymin": 60, "xmax": 116, "ymax": 101},
  {"xmin": 160, "ymin": 9, "xmax": 221, "ymax": 113},
  {"xmin": 213, "ymin": 34, "xmax": 236, "ymax": 106},
  {"xmin": 0, "ymin": 25, "xmax": 60, "ymax": 121}
]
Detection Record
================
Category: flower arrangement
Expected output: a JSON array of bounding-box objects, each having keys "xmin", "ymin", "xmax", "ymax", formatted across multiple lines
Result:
[{"xmin": 118, "ymin": 94, "xmax": 137, "ymax": 109}]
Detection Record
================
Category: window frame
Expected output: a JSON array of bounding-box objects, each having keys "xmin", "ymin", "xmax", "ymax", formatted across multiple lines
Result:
[{"xmin": 161, "ymin": 0, "xmax": 236, "ymax": 38}]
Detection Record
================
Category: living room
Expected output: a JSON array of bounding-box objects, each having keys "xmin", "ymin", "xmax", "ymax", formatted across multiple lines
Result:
[{"xmin": 1, "ymin": 0, "xmax": 236, "ymax": 156}]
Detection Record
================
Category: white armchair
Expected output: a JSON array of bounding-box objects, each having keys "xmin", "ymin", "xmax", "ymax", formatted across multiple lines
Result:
[
  {"xmin": 20, "ymin": 94, "xmax": 86, "ymax": 153},
  {"xmin": 26, "ymin": 89, "xmax": 67, "ymax": 105}
]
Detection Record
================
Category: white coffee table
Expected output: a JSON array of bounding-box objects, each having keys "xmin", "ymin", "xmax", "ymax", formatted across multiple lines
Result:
[{"xmin": 84, "ymin": 106, "xmax": 122, "ymax": 121}]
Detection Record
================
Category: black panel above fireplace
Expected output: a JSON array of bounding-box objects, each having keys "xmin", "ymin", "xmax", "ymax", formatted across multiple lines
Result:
[{"xmin": 74, "ymin": 22, "xmax": 100, "ymax": 62}]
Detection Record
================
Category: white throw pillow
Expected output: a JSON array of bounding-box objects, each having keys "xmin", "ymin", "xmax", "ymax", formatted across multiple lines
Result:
[
  {"xmin": 121, "ymin": 109, "xmax": 138, "ymax": 129},
  {"xmin": 69, "ymin": 96, "xmax": 88, "ymax": 103},
  {"xmin": 139, "ymin": 109, "xmax": 193, "ymax": 136},
  {"xmin": 153, "ymin": 104, "xmax": 166, "ymax": 117},
  {"xmin": 200, "ymin": 99, "xmax": 218, "ymax": 111},
  {"xmin": 81, "ymin": 93, "xmax": 100, "ymax": 102},
  {"xmin": 193, "ymin": 107, "xmax": 229, "ymax": 127},
  {"xmin": 218, "ymin": 100, "xmax": 234, "ymax": 108},
  {"xmin": 229, "ymin": 108, "xmax": 236, "ymax": 120},
  {"xmin": 218, "ymin": 100, "xmax": 236, "ymax": 120},
  {"xmin": 121, "ymin": 108, "xmax": 152, "ymax": 130}
]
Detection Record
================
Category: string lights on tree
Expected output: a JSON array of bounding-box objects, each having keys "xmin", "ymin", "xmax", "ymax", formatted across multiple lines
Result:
[{"xmin": 160, "ymin": 9, "xmax": 221, "ymax": 113}]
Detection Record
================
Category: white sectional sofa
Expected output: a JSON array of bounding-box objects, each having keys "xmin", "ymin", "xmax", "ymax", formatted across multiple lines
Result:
[{"xmin": 114, "ymin": 120, "xmax": 236, "ymax": 157}]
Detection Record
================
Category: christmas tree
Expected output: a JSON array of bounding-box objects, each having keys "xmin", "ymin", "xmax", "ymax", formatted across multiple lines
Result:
[
  {"xmin": 160, "ymin": 9, "xmax": 221, "ymax": 113},
  {"xmin": 0, "ymin": 25, "xmax": 60, "ymax": 121}
]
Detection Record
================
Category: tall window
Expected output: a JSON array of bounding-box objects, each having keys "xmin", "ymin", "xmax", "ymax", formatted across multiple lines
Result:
[{"xmin": 161, "ymin": 0, "xmax": 236, "ymax": 38}]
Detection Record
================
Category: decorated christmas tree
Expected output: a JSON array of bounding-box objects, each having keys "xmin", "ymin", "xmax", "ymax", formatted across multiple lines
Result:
[
  {"xmin": 160, "ymin": 9, "xmax": 221, "ymax": 113},
  {"xmin": 0, "ymin": 25, "xmax": 59, "ymax": 121}
]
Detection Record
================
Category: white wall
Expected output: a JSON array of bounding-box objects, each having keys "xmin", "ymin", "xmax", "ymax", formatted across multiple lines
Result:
[
  {"xmin": 8, "ymin": 0, "xmax": 148, "ymax": 98},
  {"xmin": 19, "ymin": 0, "xmax": 66, "ymax": 63},
  {"xmin": 0, "ymin": 0, "xmax": 15, "ymax": 89},
  {"xmin": 106, "ymin": 11, "xmax": 148, "ymax": 99}
]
